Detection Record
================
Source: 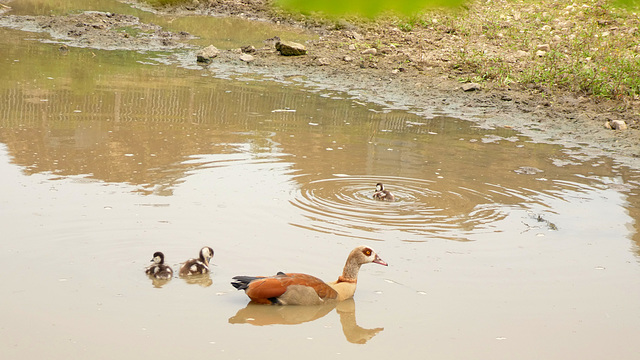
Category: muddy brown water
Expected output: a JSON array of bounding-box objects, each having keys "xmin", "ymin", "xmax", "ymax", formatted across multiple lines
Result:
[{"xmin": 1, "ymin": 1, "xmax": 640, "ymax": 359}]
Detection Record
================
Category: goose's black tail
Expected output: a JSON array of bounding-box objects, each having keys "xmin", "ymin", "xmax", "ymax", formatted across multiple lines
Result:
[{"xmin": 231, "ymin": 276, "xmax": 261, "ymax": 291}]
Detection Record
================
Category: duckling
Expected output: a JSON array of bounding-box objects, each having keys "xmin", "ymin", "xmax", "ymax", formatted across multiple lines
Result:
[
  {"xmin": 373, "ymin": 182, "xmax": 395, "ymax": 201},
  {"xmin": 146, "ymin": 251, "xmax": 174, "ymax": 280},
  {"xmin": 179, "ymin": 246, "xmax": 214, "ymax": 276}
]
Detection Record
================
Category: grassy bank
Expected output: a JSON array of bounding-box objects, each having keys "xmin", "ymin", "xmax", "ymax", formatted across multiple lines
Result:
[
  {"xmin": 404, "ymin": 0, "xmax": 640, "ymax": 99},
  {"xmin": 144, "ymin": 0, "xmax": 640, "ymax": 100}
]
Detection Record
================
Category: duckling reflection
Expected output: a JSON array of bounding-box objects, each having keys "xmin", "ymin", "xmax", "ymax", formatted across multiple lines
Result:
[
  {"xmin": 148, "ymin": 276, "xmax": 171, "ymax": 289},
  {"xmin": 229, "ymin": 298, "xmax": 383, "ymax": 344},
  {"xmin": 180, "ymin": 273, "xmax": 213, "ymax": 287}
]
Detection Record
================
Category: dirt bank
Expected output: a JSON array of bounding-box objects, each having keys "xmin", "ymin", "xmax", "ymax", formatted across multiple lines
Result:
[
  {"xmin": 161, "ymin": 0, "xmax": 640, "ymax": 166},
  {"xmin": 1, "ymin": 0, "xmax": 639, "ymax": 167}
]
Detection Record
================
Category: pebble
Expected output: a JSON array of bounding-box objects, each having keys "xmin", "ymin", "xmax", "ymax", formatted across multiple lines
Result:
[
  {"xmin": 537, "ymin": 44, "xmax": 550, "ymax": 52},
  {"xmin": 606, "ymin": 120, "xmax": 627, "ymax": 130},
  {"xmin": 239, "ymin": 53, "xmax": 254, "ymax": 62},
  {"xmin": 196, "ymin": 45, "xmax": 220, "ymax": 63},
  {"xmin": 461, "ymin": 83, "xmax": 482, "ymax": 92}
]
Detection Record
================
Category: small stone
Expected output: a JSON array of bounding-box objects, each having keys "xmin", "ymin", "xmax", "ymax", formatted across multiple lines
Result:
[
  {"xmin": 345, "ymin": 31, "xmax": 364, "ymax": 41},
  {"xmin": 608, "ymin": 120, "xmax": 627, "ymax": 130},
  {"xmin": 462, "ymin": 83, "xmax": 482, "ymax": 92},
  {"xmin": 241, "ymin": 45, "xmax": 256, "ymax": 53},
  {"xmin": 239, "ymin": 53, "xmax": 254, "ymax": 62},
  {"xmin": 348, "ymin": 44, "xmax": 356, "ymax": 51},
  {"xmin": 343, "ymin": 55, "xmax": 354, "ymax": 62},
  {"xmin": 196, "ymin": 45, "xmax": 220, "ymax": 63},
  {"xmin": 514, "ymin": 50, "xmax": 529, "ymax": 58},
  {"xmin": 275, "ymin": 40, "xmax": 307, "ymax": 56},
  {"xmin": 361, "ymin": 48, "xmax": 377, "ymax": 55},
  {"xmin": 315, "ymin": 57, "xmax": 330, "ymax": 66},
  {"xmin": 537, "ymin": 44, "xmax": 551, "ymax": 52},
  {"xmin": 536, "ymin": 50, "xmax": 547, "ymax": 57}
]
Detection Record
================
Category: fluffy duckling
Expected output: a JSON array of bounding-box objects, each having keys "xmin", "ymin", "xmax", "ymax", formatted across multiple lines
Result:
[
  {"xmin": 146, "ymin": 251, "xmax": 173, "ymax": 280},
  {"xmin": 179, "ymin": 246, "xmax": 214, "ymax": 276},
  {"xmin": 373, "ymin": 182, "xmax": 395, "ymax": 201}
]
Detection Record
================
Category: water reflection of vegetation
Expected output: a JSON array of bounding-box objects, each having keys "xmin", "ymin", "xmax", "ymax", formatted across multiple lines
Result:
[
  {"xmin": 1, "ymin": 25, "xmax": 639, "ymax": 250},
  {"xmin": 7, "ymin": 0, "xmax": 314, "ymax": 49}
]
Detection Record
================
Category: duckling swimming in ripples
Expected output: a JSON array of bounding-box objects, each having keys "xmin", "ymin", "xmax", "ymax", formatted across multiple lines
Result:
[
  {"xmin": 373, "ymin": 182, "xmax": 394, "ymax": 201},
  {"xmin": 146, "ymin": 251, "xmax": 173, "ymax": 280}
]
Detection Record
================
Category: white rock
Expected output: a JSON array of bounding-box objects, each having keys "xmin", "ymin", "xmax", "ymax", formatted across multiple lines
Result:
[
  {"xmin": 461, "ymin": 83, "xmax": 482, "ymax": 92},
  {"xmin": 361, "ymin": 48, "xmax": 377, "ymax": 55},
  {"xmin": 239, "ymin": 53, "xmax": 254, "ymax": 62},
  {"xmin": 537, "ymin": 44, "xmax": 551, "ymax": 52},
  {"xmin": 196, "ymin": 45, "xmax": 220, "ymax": 63},
  {"xmin": 608, "ymin": 120, "xmax": 628, "ymax": 130}
]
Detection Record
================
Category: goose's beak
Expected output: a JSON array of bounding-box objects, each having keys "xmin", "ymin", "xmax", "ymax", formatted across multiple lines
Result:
[{"xmin": 373, "ymin": 254, "xmax": 388, "ymax": 266}]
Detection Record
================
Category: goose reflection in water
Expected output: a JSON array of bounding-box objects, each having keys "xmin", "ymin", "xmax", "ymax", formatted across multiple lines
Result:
[{"xmin": 228, "ymin": 298, "xmax": 383, "ymax": 344}]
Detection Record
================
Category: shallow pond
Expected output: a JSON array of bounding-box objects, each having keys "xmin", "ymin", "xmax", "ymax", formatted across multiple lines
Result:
[{"xmin": 1, "ymin": 1, "xmax": 640, "ymax": 360}]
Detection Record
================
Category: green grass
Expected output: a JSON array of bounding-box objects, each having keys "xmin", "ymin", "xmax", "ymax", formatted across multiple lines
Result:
[{"xmin": 428, "ymin": 0, "xmax": 640, "ymax": 98}]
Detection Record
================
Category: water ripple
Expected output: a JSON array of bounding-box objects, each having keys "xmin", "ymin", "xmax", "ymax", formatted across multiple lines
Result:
[{"xmin": 289, "ymin": 175, "xmax": 512, "ymax": 242}]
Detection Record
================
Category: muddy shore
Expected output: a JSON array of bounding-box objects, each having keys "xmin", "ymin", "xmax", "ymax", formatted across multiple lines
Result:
[{"xmin": 1, "ymin": 0, "xmax": 639, "ymax": 168}]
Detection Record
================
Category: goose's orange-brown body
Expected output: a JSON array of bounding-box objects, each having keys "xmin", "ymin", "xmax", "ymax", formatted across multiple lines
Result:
[
  {"xmin": 231, "ymin": 246, "xmax": 387, "ymax": 305},
  {"xmin": 240, "ymin": 273, "xmax": 338, "ymax": 304}
]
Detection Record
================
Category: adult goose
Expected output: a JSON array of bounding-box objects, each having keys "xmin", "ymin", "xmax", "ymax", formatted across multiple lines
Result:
[{"xmin": 231, "ymin": 246, "xmax": 387, "ymax": 305}]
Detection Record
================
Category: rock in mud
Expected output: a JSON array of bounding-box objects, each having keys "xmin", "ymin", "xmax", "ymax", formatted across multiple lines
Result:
[
  {"xmin": 239, "ymin": 53, "xmax": 254, "ymax": 62},
  {"xmin": 241, "ymin": 45, "xmax": 256, "ymax": 53},
  {"xmin": 197, "ymin": 45, "xmax": 220, "ymax": 64},
  {"xmin": 361, "ymin": 48, "xmax": 377, "ymax": 55},
  {"xmin": 275, "ymin": 40, "xmax": 307, "ymax": 56},
  {"xmin": 605, "ymin": 120, "xmax": 628, "ymax": 130},
  {"xmin": 461, "ymin": 83, "xmax": 482, "ymax": 92},
  {"xmin": 315, "ymin": 57, "xmax": 330, "ymax": 66}
]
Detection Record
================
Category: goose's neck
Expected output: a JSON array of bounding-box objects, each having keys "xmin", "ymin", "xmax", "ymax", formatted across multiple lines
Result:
[{"xmin": 338, "ymin": 257, "xmax": 361, "ymax": 283}]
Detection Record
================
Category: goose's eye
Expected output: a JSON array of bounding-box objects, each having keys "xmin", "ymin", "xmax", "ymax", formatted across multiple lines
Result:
[{"xmin": 363, "ymin": 248, "xmax": 372, "ymax": 256}]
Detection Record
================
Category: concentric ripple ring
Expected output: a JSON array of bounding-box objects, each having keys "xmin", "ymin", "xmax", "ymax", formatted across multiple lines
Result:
[{"xmin": 289, "ymin": 175, "xmax": 510, "ymax": 242}]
